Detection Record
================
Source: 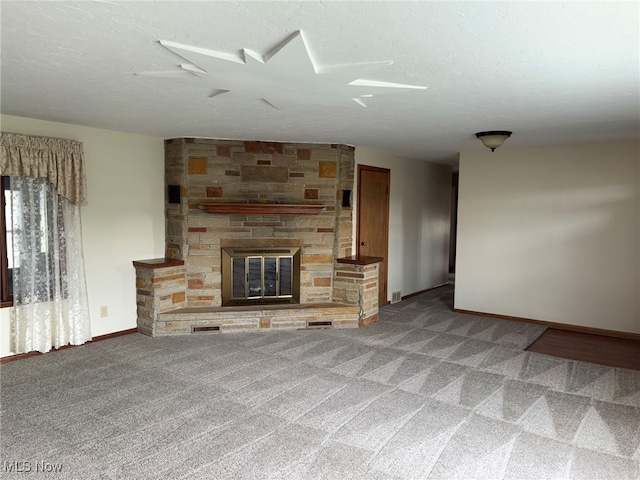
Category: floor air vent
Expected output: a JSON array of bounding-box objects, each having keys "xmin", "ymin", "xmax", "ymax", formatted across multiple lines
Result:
[
  {"xmin": 192, "ymin": 325, "xmax": 221, "ymax": 333},
  {"xmin": 391, "ymin": 291, "xmax": 402, "ymax": 303},
  {"xmin": 307, "ymin": 320, "xmax": 333, "ymax": 328}
]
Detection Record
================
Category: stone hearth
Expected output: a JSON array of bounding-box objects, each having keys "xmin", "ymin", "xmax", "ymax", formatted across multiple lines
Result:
[{"xmin": 133, "ymin": 139, "xmax": 381, "ymax": 335}]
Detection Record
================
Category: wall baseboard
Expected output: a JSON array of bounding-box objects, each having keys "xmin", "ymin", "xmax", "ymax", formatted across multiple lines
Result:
[
  {"xmin": 453, "ymin": 308, "xmax": 640, "ymax": 341},
  {"xmin": 402, "ymin": 282, "xmax": 451, "ymax": 301},
  {"xmin": 0, "ymin": 328, "xmax": 138, "ymax": 364}
]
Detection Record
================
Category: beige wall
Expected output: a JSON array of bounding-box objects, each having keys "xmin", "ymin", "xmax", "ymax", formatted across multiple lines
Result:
[
  {"xmin": 354, "ymin": 147, "xmax": 452, "ymax": 301},
  {"xmin": 455, "ymin": 141, "xmax": 640, "ymax": 334},
  {"xmin": 1, "ymin": 115, "xmax": 165, "ymax": 356}
]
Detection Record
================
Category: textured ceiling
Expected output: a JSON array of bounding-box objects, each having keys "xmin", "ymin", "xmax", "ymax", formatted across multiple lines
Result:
[
  {"xmin": 1, "ymin": 1, "xmax": 638, "ymax": 165},
  {"xmin": 155, "ymin": 31, "xmax": 428, "ymax": 109}
]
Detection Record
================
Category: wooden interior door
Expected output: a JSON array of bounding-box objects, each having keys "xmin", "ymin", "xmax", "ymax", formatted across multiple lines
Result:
[{"xmin": 356, "ymin": 165, "xmax": 390, "ymax": 306}]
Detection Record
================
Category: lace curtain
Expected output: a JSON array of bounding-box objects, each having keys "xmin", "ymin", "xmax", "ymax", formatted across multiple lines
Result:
[{"xmin": 1, "ymin": 133, "xmax": 91, "ymax": 353}]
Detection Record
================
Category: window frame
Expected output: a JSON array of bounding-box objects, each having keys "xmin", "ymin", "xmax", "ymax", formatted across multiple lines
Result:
[{"xmin": 1, "ymin": 176, "xmax": 12, "ymax": 307}]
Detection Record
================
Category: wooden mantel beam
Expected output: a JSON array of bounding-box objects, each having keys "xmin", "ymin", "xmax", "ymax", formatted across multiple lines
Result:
[{"xmin": 199, "ymin": 203, "xmax": 325, "ymax": 215}]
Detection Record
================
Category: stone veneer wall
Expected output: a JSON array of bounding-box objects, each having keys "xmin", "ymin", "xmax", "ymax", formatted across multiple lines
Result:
[
  {"xmin": 133, "ymin": 259, "xmax": 186, "ymax": 336},
  {"xmin": 164, "ymin": 139, "xmax": 355, "ymax": 307},
  {"xmin": 333, "ymin": 261, "xmax": 381, "ymax": 327}
]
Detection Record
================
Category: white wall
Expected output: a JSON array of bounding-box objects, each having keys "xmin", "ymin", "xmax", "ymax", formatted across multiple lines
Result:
[
  {"xmin": 455, "ymin": 141, "xmax": 640, "ymax": 334},
  {"xmin": 354, "ymin": 147, "xmax": 452, "ymax": 300},
  {"xmin": 1, "ymin": 115, "xmax": 165, "ymax": 356}
]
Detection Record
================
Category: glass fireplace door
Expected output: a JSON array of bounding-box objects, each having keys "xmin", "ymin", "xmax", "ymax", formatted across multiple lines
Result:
[
  {"xmin": 222, "ymin": 246, "xmax": 300, "ymax": 306},
  {"xmin": 231, "ymin": 255, "xmax": 294, "ymax": 301}
]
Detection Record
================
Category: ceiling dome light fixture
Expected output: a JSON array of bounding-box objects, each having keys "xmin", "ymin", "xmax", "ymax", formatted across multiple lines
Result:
[{"xmin": 475, "ymin": 131, "xmax": 512, "ymax": 152}]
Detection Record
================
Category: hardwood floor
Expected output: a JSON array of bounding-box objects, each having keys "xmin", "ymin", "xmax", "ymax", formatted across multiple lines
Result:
[{"xmin": 527, "ymin": 328, "xmax": 640, "ymax": 371}]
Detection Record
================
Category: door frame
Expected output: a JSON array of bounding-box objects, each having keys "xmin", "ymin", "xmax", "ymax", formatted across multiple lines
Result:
[{"xmin": 356, "ymin": 164, "xmax": 391, "ymax": 306}]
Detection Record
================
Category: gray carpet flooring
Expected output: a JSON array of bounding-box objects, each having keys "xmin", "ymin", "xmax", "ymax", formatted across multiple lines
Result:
[{"xmin": 1, "ymin": 284, "xmax": 639, "ymax": 479}]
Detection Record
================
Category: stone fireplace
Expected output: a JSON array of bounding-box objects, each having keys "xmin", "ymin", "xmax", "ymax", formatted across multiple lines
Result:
[{"xmin": 133, "ymin": 138, "xmax": 382, "ymax": 335}]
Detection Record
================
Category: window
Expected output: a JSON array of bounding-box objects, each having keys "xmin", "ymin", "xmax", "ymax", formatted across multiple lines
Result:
[
  {"xmin": 1, "ymin": 176, "xmax": 12, "ymax": 307},
  {"xmin": 1, "ymin": 176, "xmax": 67, "ymax": 307}
]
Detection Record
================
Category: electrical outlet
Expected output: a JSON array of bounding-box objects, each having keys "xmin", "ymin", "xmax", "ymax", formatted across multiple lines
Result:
[{"xmin": 100, "ymin": 306, "xmax": 108, "ymax": 317}]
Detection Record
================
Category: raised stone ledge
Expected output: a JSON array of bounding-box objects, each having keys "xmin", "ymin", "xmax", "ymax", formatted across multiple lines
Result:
[{"xmin": 156, "ymin": 302, "xmax": 359, "ymax": 335}]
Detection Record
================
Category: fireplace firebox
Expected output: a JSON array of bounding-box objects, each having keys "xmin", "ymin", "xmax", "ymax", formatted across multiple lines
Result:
[{"xmin": 221, "ymin": 246, "xmax": 301, "ymax": 306}]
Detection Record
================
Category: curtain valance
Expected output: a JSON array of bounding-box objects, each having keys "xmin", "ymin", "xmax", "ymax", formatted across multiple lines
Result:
[{"xmin": 0, "ymin": 133, "xmax": 87, "ymax": 205}]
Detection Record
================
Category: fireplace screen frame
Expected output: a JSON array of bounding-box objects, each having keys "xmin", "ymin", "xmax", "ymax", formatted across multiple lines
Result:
[{"xmin": 221, "ymin": 246, "xmax": 301, "ymax": 306}]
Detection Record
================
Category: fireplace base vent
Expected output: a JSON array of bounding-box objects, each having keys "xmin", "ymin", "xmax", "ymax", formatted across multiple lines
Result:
[
  {"xmin": 307, "ymin": 320, "xmax": 333, "ymax": 328},
  {"xmin": 191, "ymin": 325, "xmax": 221, "ymax": 333}
]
